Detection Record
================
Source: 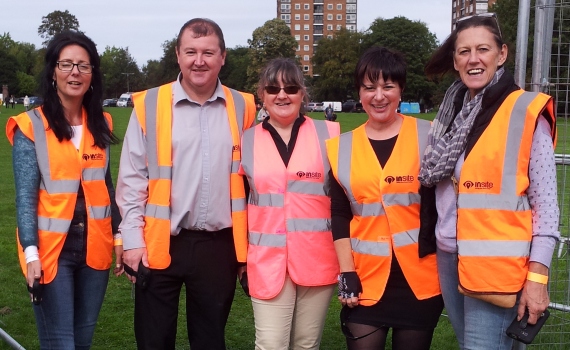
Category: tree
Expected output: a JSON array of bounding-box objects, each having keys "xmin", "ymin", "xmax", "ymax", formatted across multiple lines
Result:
[
  {"xmin": 16, "ymin": 71, "xmax": 37, "ymax": 96},
  {"xmin": 311, "ymin": 28, "xmax": 363, "ymax": 101},
  {"xmin": 247, "ymin": 19, "xmax": 298, "ymax": 93},
  {"xmin": 38, "ymin": 10, "xmax": 80, "ymax": 47},
  {"xmin": 362, "ymin": 17, "xmax": 439, "ymax": 106},
  {"xmin": 220, "ymin": 46, "xmax": 250, "ymax": 92},
  {"xmin": 0, "ymin": 49, "xmax": 20, "ymax": 96},
  {"xmin": 100, "ymin": 46, "xmax": 141, "ymax": 97}
]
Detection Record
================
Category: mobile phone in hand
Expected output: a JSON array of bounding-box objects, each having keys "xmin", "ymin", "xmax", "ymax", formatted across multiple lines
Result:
[{"xmin": 506, "ymin": 309, "xmax": 550, "ymax": 344}]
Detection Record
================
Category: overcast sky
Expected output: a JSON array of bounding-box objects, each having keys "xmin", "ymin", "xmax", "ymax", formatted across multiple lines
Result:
[{"xmin": 4, "ymin": 0, "xmax": 451, "ymax": 67}]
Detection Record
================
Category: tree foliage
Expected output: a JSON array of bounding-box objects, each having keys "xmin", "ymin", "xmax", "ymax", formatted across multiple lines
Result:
[
  {"xmin": 247, "ymin": 19, "xmax": 298, "ymax": 93},
  {"xmin": 363, "ymin": 17, "xmax": 439, "ymax": 105},
  {"xmin": 100, "ymin": 46, "xmax": 141, "ymax": 97},
  {"xmin": 220, "ymin": 46, "xmax": 250, "ymax": 92},
  {"xmin": 38, "ymin": 10, "xmax": 81, "ymax": 47},
  {"xmin": 311, "ymin": 29, "xmax": 363, "ymax": 101}
]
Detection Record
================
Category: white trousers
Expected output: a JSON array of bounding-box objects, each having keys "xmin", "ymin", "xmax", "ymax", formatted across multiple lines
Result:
[{"xmin": 251, "ymin": 274, "xmax": 335, "ymax": 350}]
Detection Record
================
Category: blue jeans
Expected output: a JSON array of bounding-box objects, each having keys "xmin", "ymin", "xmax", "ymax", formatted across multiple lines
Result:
[
  {"xmin": 32, "ymin": 224, "xmax": 109, "ymax": 350},
  {"xmin": 437, "ymin": 248, "xmax": 517, "ymax": 350}
]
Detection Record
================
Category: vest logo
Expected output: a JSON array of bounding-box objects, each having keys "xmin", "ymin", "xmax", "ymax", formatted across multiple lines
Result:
[
  {"xmin": 232, "ymin": 145, "xmax": 240, "ymax": 152},
  {"xmin": 385, "ymin": 175, "xmax": 414, "ymax": 184},
  {"xmin": 296, "ymin": 171, "xmax": 322, "ymax": 179},
  {"xmin": 82, "ymin": 153, "xmax": 104, "ymax": 161},
  {"xmin": 463, "ymin": 181, "xmax": 494, "ymax": 190}
]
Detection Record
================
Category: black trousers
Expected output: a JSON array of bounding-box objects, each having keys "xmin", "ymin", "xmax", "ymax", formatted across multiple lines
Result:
[{"xmin": 134, "ymin": 228, "xmax": 238, "ymax": 350}]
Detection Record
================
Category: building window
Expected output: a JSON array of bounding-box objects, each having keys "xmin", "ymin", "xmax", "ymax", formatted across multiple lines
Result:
[
  {"xmin": 281, "ymin": 4, "xmax": 290, "ymax": 9},
  {"xmin": 327, "ymin": 35, "xmax": 333, "ymax": 39},
  {"xmin": 304, "ymin": 55, "xmax": 310, "ymax": 61},
  {"xmin": 304, "ymin": 24, "xmax": 310, "ymax": 30},
  {"xmin": 295, "ymin": 14, "xmax": 300, "ymax": 20},
  {"xmin": 295, "ymin": 3, "xmax": 300, "ymax": 9},
  {"xmin": 295, "ymin": 34, "xmax": 300, "ymax": 40},
  {"xmin": 337, "ymin": 14, "xmax": 342, "ymax": 20},
  {"xmin": 337, "ymin": 4, "xmax": 342, "ymax": 10},
  {"xmin": 304, "ymin": 14, "xmax": 310, "ymax": 20},
  {"xmin": 327, "ymin": 14, "xmax": 333, "ymax": 20},
  {"xmin": 295, "ymin": 24, "xmax": 300, "ymax": 30},
  {"xmin": 297, "ymin": 45, "xmax": 300, "ymax": 51},
  {"xmin": 304, "ymin": 35, "xmax": 310, "ymax": 41},
  {"xmin": 304, "ymin": 3, "xmax": 309, "ymax": 10},
  {"xmin": 304, "ymin": 45, "xmax": 310, "ymax": 51},
  {"xmin": 346, "ymin": 25, "xmax": 356, "ymax": 31},
  {"xmin": 281, "ymin": 14, "xmax": 291, "ymax": 23},
  {"xmin": 346, "ymin": 4, "xmax": 356, "ymax": 13},
  {"xmin": 346, "ymin": 0, "xmax": 356, "ymax": 2},
  {"xmin": 327, "ymin": 24, "xmax": 333, "ymax": 30},
  {"xmin": 280, "ymin": 0, "xmax": 290, "ymax": 2},
  {"xmin": 304, "ymin": 65, "xmax": 310, "ymax": 72},
  {"xmin": 327, "ymin": 4, "xmax": 333, "ymax": 9},
  {"xmin": 336, "ymin": 25, "xmax": 342, "ymax": 30}
]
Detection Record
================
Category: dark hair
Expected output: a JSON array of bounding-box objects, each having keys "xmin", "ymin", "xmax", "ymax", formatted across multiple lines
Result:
[
  {"xmin": 40, "ymin": 30, "xmax": 117, "ymax": 148},
  {"xmin": 177, "ymin": 18, "xmax": 226, "ymax": 53},
  {"xmin": 355, "ymin": 46, "xmax": 407, "ymax": 92},
  {"xmin": 425, "ymin": 15, "xmax": 504, "ymax": 77},
  {"xmin": 257, "ymin": 58, "xmax": 309, "ymax": 105}
]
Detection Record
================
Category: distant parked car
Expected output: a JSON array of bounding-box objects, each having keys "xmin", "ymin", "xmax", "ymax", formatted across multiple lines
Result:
[
  {"xmin": 354, "ymin": 102, "xmax": 364, "ymax": 113},
  {"xmin": 28, "ymin": 96, "xmax": 43, "ymax": 106},
  {"xmin": 117, "ymin": 93, "xmax": 133, "ymax": 107},
  {"xmin": 342, "ymin": 100, "xmax": 358, "ymax": 113},
  {"xmin": 306, "ymin": 102, "xmax": 324, "ymax": 112},
  {"xmin": 15, "ymin": 97, "xmax": 24, "ymax": 105},
  {"xmin": 103, "ymin": 98, "xmax": 118, "ymax": 107}
]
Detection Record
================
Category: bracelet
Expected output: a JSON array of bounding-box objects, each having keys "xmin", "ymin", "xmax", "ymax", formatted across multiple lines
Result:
[
  {"xmin": 113, "ymin": 238, "xmax": 123, "ymax": 246},
  {"xmin": 527, "ymin": 271, "xmax": 548, "ymax": 284}
]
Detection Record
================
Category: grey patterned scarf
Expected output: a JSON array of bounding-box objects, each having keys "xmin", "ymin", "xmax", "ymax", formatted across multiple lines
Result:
[{"xmin": 418, "ymin": 67, "xmax": 505, "ymax": 187}]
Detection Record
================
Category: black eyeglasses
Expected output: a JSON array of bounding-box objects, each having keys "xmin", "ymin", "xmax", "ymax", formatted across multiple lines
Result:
[
  {"xmin": 56, "ymin": 61, "xmax": 93, "ymax": 74},
  {"xmin": 264, "ymin": 86, "xmax": 301, "ymax": 95},
  {"xmin": 340, "ymin": 304, "xmax": 383, "ymax": 340},
  {"xmin": 456, "ymin": 12, "xmax": 502, "ymax": 39}
]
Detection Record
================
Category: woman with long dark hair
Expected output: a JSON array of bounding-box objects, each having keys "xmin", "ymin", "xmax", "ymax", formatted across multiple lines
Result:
[{"xmin": 6, "ymin": 30, "xmax": 122, "ymax": 349}]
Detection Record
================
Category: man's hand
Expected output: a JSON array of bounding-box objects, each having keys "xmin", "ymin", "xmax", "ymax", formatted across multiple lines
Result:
[{"xmin": 123, "ymin": 247, "xmax": 148, "ymax": 283}]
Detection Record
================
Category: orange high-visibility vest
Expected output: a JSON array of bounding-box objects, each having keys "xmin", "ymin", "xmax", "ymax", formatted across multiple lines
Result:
[
  {"xmin": 457, "ymin": 90, "xmax": 556, "ymax": 294},
  {"xmin": 132, "ymin": 82, "xmax": 255, "ymax": 268},
  {"xmin": 6, "ymin": 108, "xmax": 114, "ymax": 284},
  {"xmin": 240, "ymin": 118, "xmax": 340, "ymax": 299},
  {"xmin": 326, "ymin": 115, "xmax": 440, "ymax": 306}
]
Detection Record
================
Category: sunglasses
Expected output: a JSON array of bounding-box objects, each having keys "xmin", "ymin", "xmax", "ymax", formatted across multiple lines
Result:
[
  {"xmin": 456, "ymin": 12, "xmax": 502, "ymax": 39},
  {"xmin": 340, "ymin": 303, "xmax": 383, "ymax": 341},
  {"xmin": 264, "ymin": 86, "xmax": 301, "ymax": 95}
]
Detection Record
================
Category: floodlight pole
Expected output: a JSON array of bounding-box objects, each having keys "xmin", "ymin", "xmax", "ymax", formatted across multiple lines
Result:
[{"xmin": 121, "ymin": 72, "xmax": 133, "ymax": 92}]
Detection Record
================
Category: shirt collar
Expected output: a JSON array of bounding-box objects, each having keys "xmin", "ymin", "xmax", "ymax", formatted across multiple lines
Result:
[{"xmin": 172, "ymin": 73, "xmax": 226, "ymax": 106}]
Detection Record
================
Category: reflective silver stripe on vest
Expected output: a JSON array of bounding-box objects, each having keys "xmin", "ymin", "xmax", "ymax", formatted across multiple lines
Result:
[
  {"xmin": 231, "ymin": 160, "xmax": 241, "ymax": 173},
  {"xmin": 382, "ymin": 193, "xmax": 421, "ymax": 207},
  {"xmin": 38, "ymin": 216, "xmax": 71, "ymax": 233},
  {"xmin": 337, "ymin": 132, "xmax": 356, "ymax": 202},
  {"xmin": 287, "ymin": 218, "xmax": 330, "ymax": 232},
  {"xmin": 229, "ymin": 89, "xmax": 246, "ymax": 137},
  {"xmin": 89, "ymin": 205, "xmax": 111, "ymax": 219},
  {"xmin": 288, "ymin": 180, "xmax": 326, "ymax": 195},
  {"xmin": 145, "ymin": 203, "xmax": 170, "ymax": 220},
  {"xmin": 241, "ymin": 128, "xmax": 260, "ymax": 203},
  {"xmin": 458, "ymin": 92, "xmax": 537, "ymax": 210},
  {"xmin": 249, "ymin": 232, "xmax": 287, "ymax": 247},
  {"xmin": 393, "ymin": 229, "xmax": 419, "ymax": 248},
  {"xmin": 313, "ymin": 120, "xmax": 333, "ymax": 192},
  {"xmin": 82, "ymin": 168, "xmax": 106, "ymax": 181},
  {"xmin": 27, "ymin": 111, "xmax": 80, "ymax": 194},
  {"xmin": 457, "ymin": 240, "xmax": 530, "ymax": 257},
  {"xmin": 350, "ymin": 202, "xmax": 385, "ymax": 217},
  {"xmin": 249, "ymin": 193, "xmax": 285, "ymax": 207},
  {"xmin": 143, "ymin": 87, "xmax": 172, "ymax": 220},
  {"xmin": 351, "ymin": 238, "xmax": 390, "ymax": 256},
  {"xmin": 231, "ymin": 198, "xmax": 246, "ymax": 212}
]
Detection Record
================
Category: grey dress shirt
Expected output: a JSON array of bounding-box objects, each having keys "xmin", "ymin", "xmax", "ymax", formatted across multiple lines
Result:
[{"xmin": 117, "ymin": 75, "xmax": 252, "ymax": 250}]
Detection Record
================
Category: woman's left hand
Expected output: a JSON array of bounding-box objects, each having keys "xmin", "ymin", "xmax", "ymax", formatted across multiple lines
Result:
[
  {"xmin": 517, "ymin": 262, "xmax": 550, "ymax": 325},
  {"xmin": 113, "ymin": 244, "xmax": 124, "ymax": 276}
]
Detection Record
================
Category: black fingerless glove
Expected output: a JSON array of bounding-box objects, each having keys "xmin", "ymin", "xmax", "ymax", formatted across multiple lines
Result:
[{"xmin": 337, "ymin": 271, "xmax": 362, "ymax": 299}]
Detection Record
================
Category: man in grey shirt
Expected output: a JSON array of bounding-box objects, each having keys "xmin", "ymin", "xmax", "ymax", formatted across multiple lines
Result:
[{"xmin": 116, "ymin": 18, "xmax": 255, "ymax": 350}]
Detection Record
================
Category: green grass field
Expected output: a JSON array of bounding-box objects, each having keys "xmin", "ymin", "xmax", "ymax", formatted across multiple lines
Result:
[{"xmin": 0, "ymin": 105, "xmax": 567, "ymax": 349}]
